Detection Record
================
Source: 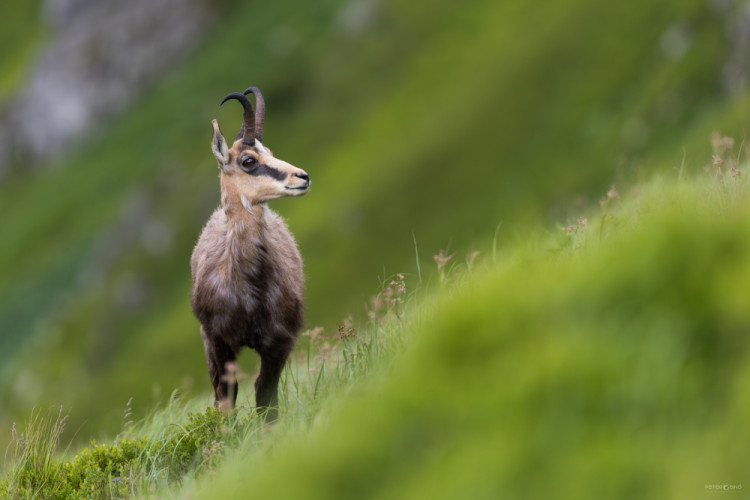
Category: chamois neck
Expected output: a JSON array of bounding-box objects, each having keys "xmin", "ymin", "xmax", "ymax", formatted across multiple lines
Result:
[
  {"xmin": 220, "ymin": 176, "xmax": 265, "ymax": 225},
  {"xmin": 220, "ymin": 178, "xmax": 268, "ymax": 270}
]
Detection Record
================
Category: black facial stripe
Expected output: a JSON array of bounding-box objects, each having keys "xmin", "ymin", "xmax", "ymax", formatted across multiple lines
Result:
[
  {"xmin": 243, "ymin": 160, "xmax": 287, "ymax": 181},
  {"xmin": 256, "ymin": 164, "xmax": 287, "ymax": 181}
]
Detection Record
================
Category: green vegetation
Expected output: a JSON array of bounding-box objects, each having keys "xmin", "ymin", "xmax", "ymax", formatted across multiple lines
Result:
[
  {"xmin": 2, "ymin": 148, "xmax": 750, "ymax": 497},
  {"xmin": 196, "ymin": 144, "xmax": 750, "ymax": 500},
  {"xmin": 2, "ymin": 0, "xmax": 744, "ymax": 444},
  {"xmin": 0, "ymin": 1, "xmax": 44, "ymax": 102},
  {"xmin": 0, "ymin": 267, "xmax": 410, "ymax": 498},
  {"xmin": 0, "ymin": 0, "xmax": 749, "ymax": 496},
  {"xmin": 0, "ymin": 405, "xmax": 228, "ymax": 498}
]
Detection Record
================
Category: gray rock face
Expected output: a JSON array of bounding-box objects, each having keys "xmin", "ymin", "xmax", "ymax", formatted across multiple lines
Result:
[
  {"xmin": 710, "ymin": 0, "xmax": 750, "ymax": 95},
  {"xmin": 0, "ymin": 0, "xmax": 212, "ymax": 175},
  {"xmin": 722, "ymin": 1, "xmax": 750, "ymax": 95}
]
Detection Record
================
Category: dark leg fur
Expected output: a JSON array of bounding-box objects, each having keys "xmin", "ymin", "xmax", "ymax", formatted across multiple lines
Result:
[
  {"xmin": 203, "ymin": 333, "xmax": 238, "ymax": 409},
  {"xmin": 254, "ymin": 332, "xmax": 296, "ymax": 420}
]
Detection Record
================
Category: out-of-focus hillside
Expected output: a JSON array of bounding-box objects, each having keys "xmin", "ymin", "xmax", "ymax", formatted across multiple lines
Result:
[
  {"xmin": 5, "ymin": 147, "xmax": 749, "ymax": 499},
  {"xmin": 195, "ymin": 165, "xmax": 750, "ymax": 500},
  {"xmin": 0, "ymin": 0, "xmax": 748, "ymax": 448},
  {"xmin": 0, "ymin": 3, "xmax": 43, "ymax": 103}
]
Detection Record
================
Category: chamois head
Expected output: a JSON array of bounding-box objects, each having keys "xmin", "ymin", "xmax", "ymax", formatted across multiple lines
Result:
[{"xmin": 211, "ymin": 87, "xmax": 310, "ymax": 204}]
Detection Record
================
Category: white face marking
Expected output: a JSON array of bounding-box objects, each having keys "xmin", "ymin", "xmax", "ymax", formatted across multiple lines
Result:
[{"xmin": 254, "ymin": 140, "xmax": 270, "ymax": 157}]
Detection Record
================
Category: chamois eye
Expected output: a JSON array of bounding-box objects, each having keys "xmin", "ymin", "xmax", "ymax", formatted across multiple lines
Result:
[{"xmin": 241, "ymin": 157, "xmax": 257, "ymax": 173}]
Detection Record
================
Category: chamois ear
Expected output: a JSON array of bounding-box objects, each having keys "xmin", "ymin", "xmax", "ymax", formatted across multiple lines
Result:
[{"xmin": 211, "ymin": 119, "xmax": 230, "ymax": 169}]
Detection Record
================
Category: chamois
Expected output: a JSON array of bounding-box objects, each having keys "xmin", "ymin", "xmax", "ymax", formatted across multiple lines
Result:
[{"xmin": 190, "ymin": 87, "xmax": 310, "ymax": 419}]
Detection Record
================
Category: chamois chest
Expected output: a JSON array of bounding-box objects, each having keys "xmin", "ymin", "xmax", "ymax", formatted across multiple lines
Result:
[{"xmin": 190, "ymin": 205, "xmax": 304, "ymax": 352}]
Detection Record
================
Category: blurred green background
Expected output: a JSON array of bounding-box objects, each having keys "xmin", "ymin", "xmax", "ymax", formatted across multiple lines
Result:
[
  {"xmin": 200, "ymin": 179, "xmax": 750, "ymax": 500},
  {"xmin": 0, "ymin": 0, "xmax": 748, "ymax": 458}
]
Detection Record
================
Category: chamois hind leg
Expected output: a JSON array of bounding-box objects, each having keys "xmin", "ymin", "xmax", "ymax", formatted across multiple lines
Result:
[
  {"xmin": 254, "ymin": 331, "xmax": 295, "ymax": 420},
  {"xmin": 202, "ymin": 329, "xmax": 238, "ymax": 410}
]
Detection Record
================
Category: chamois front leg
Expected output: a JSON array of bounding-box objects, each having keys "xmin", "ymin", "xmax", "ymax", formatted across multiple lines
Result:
[
  {"xmin": 202, "ymin": 331, "xmax": 238, "ymax": 410},
  {"xmin": 254, "ymin": 331, "xmax": 296, "ymax": 420}
]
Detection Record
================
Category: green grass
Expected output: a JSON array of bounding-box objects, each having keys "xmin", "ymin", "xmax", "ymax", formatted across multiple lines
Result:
[
  {"xmin": 0, "ymin": 270, "xmax": 411, "ymax": 498},
  {"xmin": 191, "ymin": 141, "xmax": 750, "ymax": 499},
  {"xmin": 2, "ymin": 142, "xmax": 750, "ymax": 498},
  {"xmin": 0, "ymin": 0, "xmax": 748, "ymax": 462},
  {"xmin": 1, "ymin": 408, "xmax": 68, "ymax": 498}
]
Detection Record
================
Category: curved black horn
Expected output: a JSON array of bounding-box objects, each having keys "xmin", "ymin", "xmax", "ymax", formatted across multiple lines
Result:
[
  {"xmin": 220, "ymin": 92, "xmax": 255, "ymax": 144},
  {"xmin": 243, "ymin": 87, "xmax": 265, "ymax": 142}
]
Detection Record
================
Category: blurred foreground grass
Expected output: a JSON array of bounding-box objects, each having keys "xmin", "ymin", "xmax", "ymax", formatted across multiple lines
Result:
[
  {"xmin": 3, "ymin": 149, "xmax": 749, "ymax": 498},
  {"xmin": 1, "ymin": 0, "xmax": 748, "ymax": 462},
  {"xmin": 194, "ymin": 153, "xmax": 750, "ymax": 499}
]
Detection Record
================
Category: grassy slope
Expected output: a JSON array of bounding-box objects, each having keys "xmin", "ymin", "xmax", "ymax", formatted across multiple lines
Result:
[
  {"xmin": 0, "ymin": 0, "xmax": 747, "ymax": 449},
  {"xmin": 190, "ymin": 162, "xmax": 750, "ymax": 499},
  {"xmin": 3, "ymin": 154, "xmax": 749, "ymax": 499}
]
